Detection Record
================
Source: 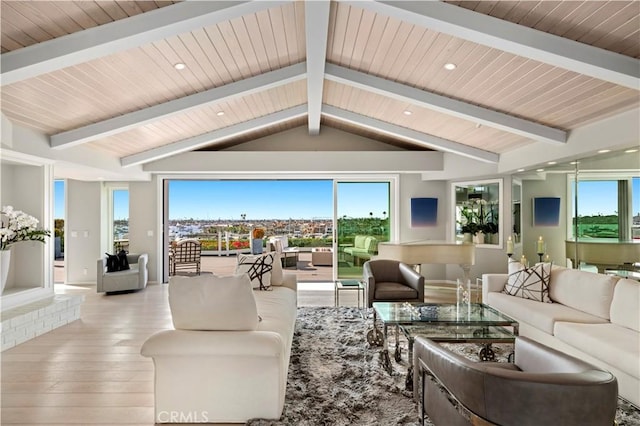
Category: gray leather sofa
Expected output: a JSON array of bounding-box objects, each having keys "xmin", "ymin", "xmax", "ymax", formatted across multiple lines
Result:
[
  {"xmin": 97, "ymin": 253, "xmax": 148, "ymax": 293},
  {"xmin": 413, "ymin": 336, "xmax": 618, "ymax": 426}
]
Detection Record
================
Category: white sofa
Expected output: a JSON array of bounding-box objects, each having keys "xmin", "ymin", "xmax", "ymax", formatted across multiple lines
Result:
[
  {"xmin": 141, "ymin": 252, "xmax": 297, "ymax": 423},
  {"xmin": 483, "ymin": 266, "xmax": 639, "ymax": 407}
]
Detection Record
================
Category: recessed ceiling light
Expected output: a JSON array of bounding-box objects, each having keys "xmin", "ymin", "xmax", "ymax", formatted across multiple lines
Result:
[
  {"xmin": 517, "ymin": 168, "xmax": 525, "ymax": 172},
  {"xmin": 547, "ymin": 161, "xmax": 557, "ymax": 165},
  {"xmin": 444, "ymin": 63, "xmax": 457, "ymax": 71},
  {"xmin": 475, "ymin": 123, "xmax": 482, "ymax": 129},
  {"xmin": 174, "ymin": 63, "xmax": 186, "ymax": 70},
  {"xmin": 625, "ymin": 149, "xmax": 638, "ymax": 153},
  {"xmin": 598, "ymin": 149, "xmax": 611, "ymax": 153},
  {"xmin": 403, "ymin": 110, "xmax": 412, "ymax": 116},
  {"xmin": 536, "ymin": 168, "xmax": 544, "ymax": 172},
  {"xmin": 569, "ymin": 161, "xmax": 579, "ymax": 165},
  {"xmin": 216, "ymin": 111, "xmax": 225, "ymax": 117}
]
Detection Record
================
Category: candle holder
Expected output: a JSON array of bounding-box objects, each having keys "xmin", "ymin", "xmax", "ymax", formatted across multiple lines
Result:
[
  {"xmin": 506, "ymin": 236, "xmax": 515, "ymax": 260},
  {"xmin": 535, "ymin": 238, "xmax": 546, "ymax": 263}
]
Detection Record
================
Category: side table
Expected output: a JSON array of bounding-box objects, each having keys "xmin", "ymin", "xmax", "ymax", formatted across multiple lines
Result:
[{"xmin": 334, "ymin": 279, "xmax": 365, "ymax": 310}]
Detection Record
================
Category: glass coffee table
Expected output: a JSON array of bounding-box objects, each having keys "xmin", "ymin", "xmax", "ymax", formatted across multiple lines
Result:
[{"xmin": 369, "ymin": 302, "xmax": 519, "ymax": 388}]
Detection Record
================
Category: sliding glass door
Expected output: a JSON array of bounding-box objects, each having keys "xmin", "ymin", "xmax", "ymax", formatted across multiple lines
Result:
[{"xmin": 335, "ymin": 181, "xmax": 391, "ymax": 279}]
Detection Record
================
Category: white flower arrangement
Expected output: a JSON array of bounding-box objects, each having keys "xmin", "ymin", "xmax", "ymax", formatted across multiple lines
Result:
[{"xmin": 0, "ymin": 206, "xmax": 50, "ymax": 251}]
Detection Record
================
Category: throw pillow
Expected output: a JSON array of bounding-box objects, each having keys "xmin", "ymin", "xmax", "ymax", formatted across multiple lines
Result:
[
  {"xmin": 105, "ymin": 250, "xmax": 130, "ymax": 272},
  {"xmin": 117, "ymin": 250, "xmax": 130, "ymax": 271},
  {"xmin": 105, "ymin": 253, "xmax": 119, "ymax": 272},
  {"xmin": 236, "ymin": 253, "xmax": 274, "ymax": 290},
  {"xmin": 168, "ymin": 273, "xmax": 259, "ymax": 331},
  {"xmin": 504, "ymin": 262, "xmax": 552, "ymax": 303}
]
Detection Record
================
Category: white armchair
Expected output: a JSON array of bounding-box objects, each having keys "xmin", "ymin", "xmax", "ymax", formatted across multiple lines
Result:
[{"xmin": 97, "ymin": 253, "xmax": 148, "ymax": 293}]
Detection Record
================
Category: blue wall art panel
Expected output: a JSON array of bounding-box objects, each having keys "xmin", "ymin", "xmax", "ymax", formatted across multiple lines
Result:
[
  {"xmin": 533, "ymin": 197, "xmax": 561, "ymax": 227},
  {"xmin": 411, "ymin": 197, "xmax": 438, "ymax": 228}
]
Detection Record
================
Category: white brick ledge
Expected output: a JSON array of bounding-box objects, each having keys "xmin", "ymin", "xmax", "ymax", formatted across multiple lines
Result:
[{"xmin": 1, "ymin": 294, "xmax": 84, "ymax": 351}]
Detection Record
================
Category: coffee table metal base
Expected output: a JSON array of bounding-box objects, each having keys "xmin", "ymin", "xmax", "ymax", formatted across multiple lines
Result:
[
  {"xmin": 368, "ymin": 302, "xmax": 519, "ymax": 391},
  {"xmin": 401, "ymin": 324, "xmax": 517, "ymax": 391}
]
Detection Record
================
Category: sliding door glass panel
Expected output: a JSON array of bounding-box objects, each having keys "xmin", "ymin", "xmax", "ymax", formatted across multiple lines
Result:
[
  {"xmin": 336, "ymin": 181, "xmax": 390, "ymax": 279},
  {"xmin": 54, "ymin": 180, "xmax": 65, "ymax": 283},
  {"xmin": 112, "ymin": 189, "xmax": 129, "ymax": 252}
]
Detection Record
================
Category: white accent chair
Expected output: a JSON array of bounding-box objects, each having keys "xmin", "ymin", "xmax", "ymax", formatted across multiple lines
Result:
[{"xmin": 97, "ymin": 253, "xmax": 148, "ymax": 293}]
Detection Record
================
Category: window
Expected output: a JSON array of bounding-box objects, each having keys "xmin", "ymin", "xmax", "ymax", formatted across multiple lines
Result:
[
  {"xmin": 112, "ymin": 189, "xmax": 129, "ymax": 252},
  {"xmin": 569, "ymin": 176, "xmax": 639, "ymax": 240}
]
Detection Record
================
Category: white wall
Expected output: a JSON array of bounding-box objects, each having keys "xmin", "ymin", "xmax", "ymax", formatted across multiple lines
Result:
[
  {"xmin": 1, "ymin": 162, "xmax": 49, "ymax": 290},
  {"xmin": 397, "ymin": 174, "xmax": 449, "ymax": 280},
  {"xmin": 129, "ymin": 178, "xmax": 159, "ymax": 283},
  {"xmin": 224, "ymin": 125, "xmax": 406, "ymax": 151},
  {"xmin": 522, "ymin": 173, "xmax": 569, "ymax": 267},
  {"xmin": 66, "ymin": 180, "xmax": 101, "ymax": 284}
]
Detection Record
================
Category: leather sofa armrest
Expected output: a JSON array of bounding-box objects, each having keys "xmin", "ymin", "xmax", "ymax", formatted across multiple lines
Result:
[
  {"xmin": 414, "ymin": 337, "xmax": 489, "ymax": 418},
  {"xmin": 363, "ymin": 261, "xmax": 376, "ymax": 308},
  {"xmin": 399, "ymin": 262, "xmax": 425, "ymax": 301}
]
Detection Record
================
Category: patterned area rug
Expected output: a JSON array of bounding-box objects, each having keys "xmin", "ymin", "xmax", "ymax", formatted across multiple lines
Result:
[{"xmin": 248, "ymin": 307, "xmax": 640, "ymax": 426}]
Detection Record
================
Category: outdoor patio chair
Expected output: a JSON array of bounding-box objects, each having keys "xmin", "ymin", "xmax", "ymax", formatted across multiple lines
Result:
[{"xmin": 170, "ymin": 239, "xmax": 202, "ymax": 275}]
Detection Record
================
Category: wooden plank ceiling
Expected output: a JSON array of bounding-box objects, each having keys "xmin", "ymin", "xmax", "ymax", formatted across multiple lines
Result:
[{"xmin": 0, "ymin": 0, "xmax": 638, "ymax": 166}]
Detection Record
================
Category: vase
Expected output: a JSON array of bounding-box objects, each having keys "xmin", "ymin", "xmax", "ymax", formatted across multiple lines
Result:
[
  {"xmin": 462, "ymin": 233, "xmax": 473, "ymax": 243},
  {"xmin": 1, "ymin": 249, "xmax": 10, "ymax": 294},
  {"xmin": 251, "ymin": 239, "xmax": 263, "ymax": 255},
  {"xmin": 474, "ymin": 232, "xmax": 485, "ymax": 244}
]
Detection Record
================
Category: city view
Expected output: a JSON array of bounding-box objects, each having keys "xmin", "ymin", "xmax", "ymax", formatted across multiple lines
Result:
[{"xmin": 59, "ymin": 178, "xmax": 640, "ymax": 258}]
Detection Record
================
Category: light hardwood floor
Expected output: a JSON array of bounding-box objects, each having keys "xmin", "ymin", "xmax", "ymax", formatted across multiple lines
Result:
[{"xmin": 1, "ymin": 281, "xmax": 461, "ymax": 425}]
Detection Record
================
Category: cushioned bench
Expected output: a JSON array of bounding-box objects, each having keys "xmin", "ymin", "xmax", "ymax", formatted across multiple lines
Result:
[{"xmin": 344, "ymin": 235, "xmax": 378, "ymax": 265}]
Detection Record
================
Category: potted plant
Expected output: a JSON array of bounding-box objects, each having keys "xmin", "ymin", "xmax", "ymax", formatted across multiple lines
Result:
[
  {"xmin": 460, "ymin": 222, "xmax": 478, "ymax": 235},
  {"xmin": 458, "ymin": 203, "xmax": 478, "ymax": 243},
  {"xmin": 1, "ymin": 206, "xmax": 50, "ymax": 293}
]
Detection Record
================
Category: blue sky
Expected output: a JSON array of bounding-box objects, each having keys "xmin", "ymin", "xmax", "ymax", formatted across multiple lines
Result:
[
  {"xmin": 578, "ymin": 178, "xmax": 640, "ymax": 216},
  {"xmin": 168, "ymin": 180, "xmax": 389, "ymax": 220},
  {"xmin": 53, "ymin": 178, "xmax": 638, "ymax": 220}
]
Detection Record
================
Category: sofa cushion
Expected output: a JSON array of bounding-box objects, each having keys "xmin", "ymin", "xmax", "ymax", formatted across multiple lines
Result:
[
  {"xmin": 254, "ymin": 287, "xmax": 298, "ymax": 366},
  {"xmin": 554, "ymin": 321, "xmax": 640, "ymax": 379},
  {"xmin": 236, "ymin": 253, "xmax": 274, "ymax": 290},
  {"xmin": 375, "ymin": 281, "xmax": 418, "ymax": 300},
  {"xmin": 610, "ymin": 279, "xmax": 640, "ymax": 332},
  {"xmin": 354, "ymin": 235, "xmax": 367, "ymax": 249},
  {"xmin": 169, "ymin": 274, "xmax": 259, "ymax": 331},
  {"xmin": 549, "ymin": 268, "xmax": 618, "ymax": 320},
  {"xmin": 504, "ymin": 262, "xmax": 551, "ymax": 303},
  {"xmin": 364, "ymin": 236, "xmax": 378, "ymax": 252},
  {"xmin": 487, "ymin": 292, "xmax": 608, "ymax": 335}
]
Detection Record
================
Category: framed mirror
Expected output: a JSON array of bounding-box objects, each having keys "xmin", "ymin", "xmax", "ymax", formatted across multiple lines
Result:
[
  {"xmin": 512, "ymin": 179, "xmax": 522, "ymax": 245},
  {"xmin": 452, "ymin": 179, "xmax": 503, "ymax": 248}
]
